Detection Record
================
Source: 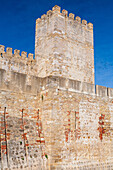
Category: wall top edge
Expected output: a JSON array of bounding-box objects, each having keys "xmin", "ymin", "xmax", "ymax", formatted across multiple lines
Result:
[{"xmin": 36, "ymin": 5, "xmax": 93, "ymax": 30}]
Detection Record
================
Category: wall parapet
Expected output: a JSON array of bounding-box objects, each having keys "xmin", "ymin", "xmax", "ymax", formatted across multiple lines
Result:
[
  {"xmin": 96, "ymin": 85, "xmax": 108, "ymax": 97},
  {"xmin": 0, "ymin": 45, "xmax": 38, "ymax": 79},
  {"xmin": 36, "ymin": 5, "xmax": 93, "ymax": 31},
  {"xmin": 0, "ymin": 45, "xmax": 35, "ymax": 61},
  {"xmin": 0, "ymin": 70, "xmax": 113, "ymax": 98},
  {"xmin": 44, "ymin": 76, "xmax": 113, "ymax": 98}
]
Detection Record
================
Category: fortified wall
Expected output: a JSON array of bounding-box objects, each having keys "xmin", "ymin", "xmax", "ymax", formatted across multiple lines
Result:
[
  {"xmin": 0, "ymin": 45, "xmax": 37, "ymax": 87},
  {"xmin": 0, "ymin": 5, "xmax": 113, "ymax": 170}
]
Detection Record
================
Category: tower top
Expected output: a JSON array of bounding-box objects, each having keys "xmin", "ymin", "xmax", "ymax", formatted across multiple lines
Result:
[{"xmin": 36, "ymin": 5, "xmax": 93, "ymax": 30}]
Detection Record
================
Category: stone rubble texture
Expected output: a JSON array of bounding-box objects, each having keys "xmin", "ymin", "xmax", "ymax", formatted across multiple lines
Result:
[{"xmin": 0, "ymin": 5, "xmax": 113, "ymax": 170}]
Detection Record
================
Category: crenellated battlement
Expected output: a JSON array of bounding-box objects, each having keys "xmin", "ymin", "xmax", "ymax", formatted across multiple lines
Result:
[
  {"xmin": 0, "ymin": 45, "xmax": 35, "ymax": 62},
  {"xmin": 0, "ymin": 45, "xmax": 38, "ymax": 85},
  {"xmin": 36, "ymin": 5, "xmax": 93, "ymax": 31}
]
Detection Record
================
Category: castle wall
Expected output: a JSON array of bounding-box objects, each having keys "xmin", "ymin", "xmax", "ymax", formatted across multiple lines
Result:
[
  {"xmin": 35, "ymin": 6, "xmax": 94, "ymax": 84},
  {"xmin": 43, "ymin": 82, "xmax": 113, "ymax": 169},
  {"xmin": 0, "ymin": 75, "xmax": 113, "ymax": 169},
  {"xmin": 1, "ymin": 4, "xmax": 113, "ymax": 170},
  {"xmin": 0, "ymin": 45, "xmax": 38, "ymax": 86},
  {"xmin": 0, "ymin": 89, "xmax": 50, "ymax": 170}
]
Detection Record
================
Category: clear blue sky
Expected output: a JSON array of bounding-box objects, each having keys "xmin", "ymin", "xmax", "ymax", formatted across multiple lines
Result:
[{"xmin": 0, "ymin": 0, "xmax": 113, "ymax": 87}]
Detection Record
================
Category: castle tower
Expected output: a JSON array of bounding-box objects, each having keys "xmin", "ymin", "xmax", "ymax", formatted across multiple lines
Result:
[{"xmin": 35, "ymin": 5, "xmax": 94, "ymax": 84}]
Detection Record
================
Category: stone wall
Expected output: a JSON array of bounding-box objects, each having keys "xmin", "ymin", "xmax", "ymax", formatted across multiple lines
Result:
[
  {"xmin": 43, "ymin": 85, "xmax": 113, "ymax": 169},
  {"xmin": 0, "ymin": 76, "xmax": 113, "ymax": 169},
  {"xmin": 0, "ymin": 90, "xmax": 49, "ymax": 170},
  {"xmin": 0, "ymin": 45, "xmax": 38, "ymax": 86},
  {"xmin": 1, "ymin": 5, "xmax": 113, "ymax": 170}
]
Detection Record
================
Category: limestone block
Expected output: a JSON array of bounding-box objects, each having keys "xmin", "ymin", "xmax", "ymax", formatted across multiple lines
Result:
[
  {"xmin": 28, "ymin": 53, "xmax": 33, "ymax": 61},
  {"xmin": 14, "ymin": 49, "xmax": 20, "ymax": 57},
  {"xmin": 6, "ymin": 47, "xmax": 12, "ymax": 56},
  {"xmin": 41, "ymin": 14, "xmax": 47, "ymax": 20},
  {"xmin": 88, "ymin": 22, "xmax": 93, "ymax": 30},
  {"xmin": 82, "ymin": 82, "xmax": 95, "ymax": 94},
  {"xmin": 0, "ymin": 45, "xmax": 5, "ymax": 53},
  {"xmin": 47, "ymin": 10, "xmax": 52, "ymax": 17},
  {"xmin": 62, "ymin": 9, "xmax": 68, "ymax": 17},
  {"xmin": 21, "ymin": 51, "xmax": 27, "ymax": 59},
  {"xmin": 52, "ymin": 5, "xmax": 61, "ymax": 13},
  {"xmin": 96, "ymin": 85, "xmax": 107, "ymax": 97},
  {"xmin": 108, "ymin": 88, "xmax": 113, "ymax": 98},
  {"xmin": 69, "ymin": 13, "xmax": 75, "ymax": 19},
  {"xmin": 68, "ymin": 79, "xmax": 81, "ymax": 91},
  {"xmin": 82, "ymin": 19, "xmax": 87, "ymax": 25},
  {"xmin": 76, "ymin": 16, "xmax": 81, "ymax": 23}
]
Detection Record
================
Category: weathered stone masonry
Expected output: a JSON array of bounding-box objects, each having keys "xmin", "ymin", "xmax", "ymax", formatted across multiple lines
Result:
[{"xmin": 0, "ymin": 5, "xmax": 113, "ymax": 170}]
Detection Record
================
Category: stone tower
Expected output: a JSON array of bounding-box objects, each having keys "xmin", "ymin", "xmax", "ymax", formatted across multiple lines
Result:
[{"xmin": 35, "ymin": 5, "xmax": 94, "ymax": 84}]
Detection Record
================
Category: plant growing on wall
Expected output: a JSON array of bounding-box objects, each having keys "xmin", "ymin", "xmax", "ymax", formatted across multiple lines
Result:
[{"xmin": 45, "ymin": 154, "xmax": 48, "ymax": 159}]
